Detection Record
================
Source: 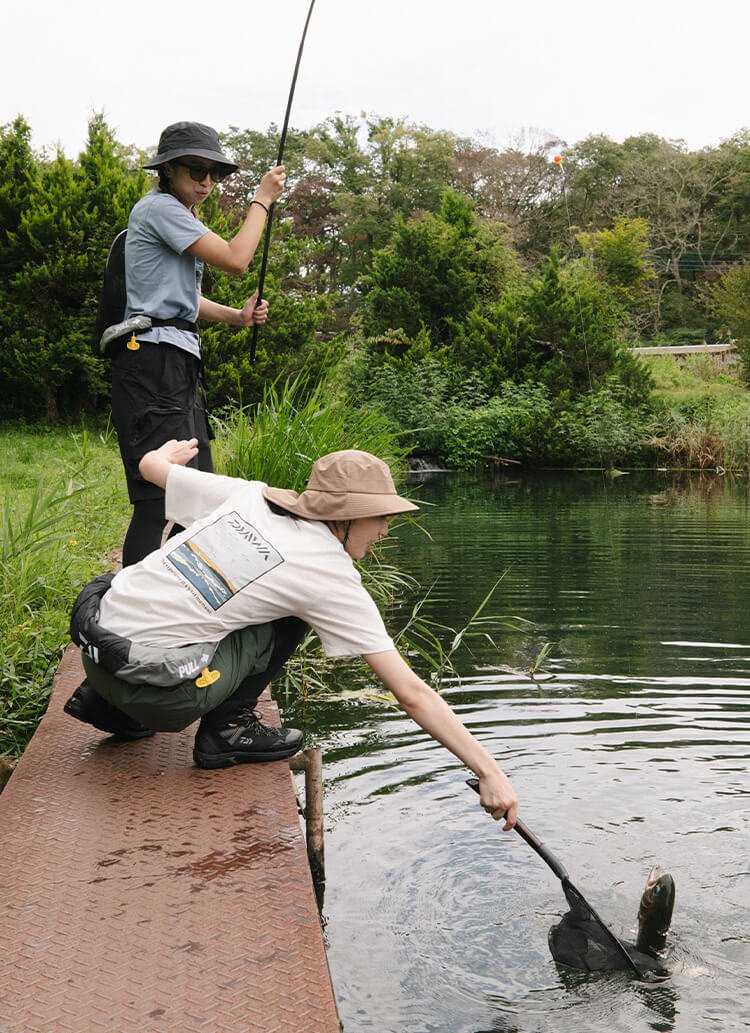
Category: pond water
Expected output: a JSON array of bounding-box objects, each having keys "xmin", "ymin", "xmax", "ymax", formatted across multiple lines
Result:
[{"xmin": 288, "ymin": 469, "xmax": 750, "ymax": 1033}]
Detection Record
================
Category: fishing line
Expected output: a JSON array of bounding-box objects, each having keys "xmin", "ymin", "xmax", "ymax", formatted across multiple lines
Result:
[{"xmin": 249, "ymin": 0, "xmax": 318, "ymax": 363}]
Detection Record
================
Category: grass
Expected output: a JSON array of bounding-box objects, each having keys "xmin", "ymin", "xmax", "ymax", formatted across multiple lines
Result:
[
  {"xmin": 212, "ymin": 373, "xmax": 414, "ymax": 491},
  {"xmin": 644, "ymin": 353, "xmax": 747, "ymax": 406},
  {"xmin": 637, "ymin": 357, "xmax": 750, "ymax": 470},
  {"xmin": 0, "ymin": 377, "xmax": 420, "ymax": 755},
  {"xmin": 0, "ymin": 423, "xmax": 131, "ymax": 755},
  {"xmin": 645, "ymin": 395, "xmax": 750, "ymax": 471}
]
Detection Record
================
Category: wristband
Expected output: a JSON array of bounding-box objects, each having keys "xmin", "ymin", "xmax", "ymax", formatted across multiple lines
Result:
[{"xmin": 250, "ymin": 199, "xmax": 269, "ymax": 215}]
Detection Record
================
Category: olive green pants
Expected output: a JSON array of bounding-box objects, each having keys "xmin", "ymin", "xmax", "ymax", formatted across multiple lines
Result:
[{"xmin": 82, "ymin": 621, "xmax": 280, "ymax": 732}]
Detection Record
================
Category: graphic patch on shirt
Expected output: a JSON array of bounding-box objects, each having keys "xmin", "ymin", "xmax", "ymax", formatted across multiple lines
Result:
[{"xmin": 167, "ymin": 511, "xmax": 283, "ymax": 609}]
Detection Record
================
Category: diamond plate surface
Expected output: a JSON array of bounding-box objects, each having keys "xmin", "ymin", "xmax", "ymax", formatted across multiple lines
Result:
[{"xmin": 0, "ymin": 645, "xmax": 341, "ymax": 1033}]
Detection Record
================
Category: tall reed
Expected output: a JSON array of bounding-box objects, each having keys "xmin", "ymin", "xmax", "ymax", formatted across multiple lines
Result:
[{"xmin": 212, "ymin": 373, "xmax": 413, "ymax": 490}]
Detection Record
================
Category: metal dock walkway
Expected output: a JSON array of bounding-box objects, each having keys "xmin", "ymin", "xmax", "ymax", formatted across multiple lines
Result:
[{"xmin": 0, "ymin": 645, "xmax": 341, "ymax": 1033}]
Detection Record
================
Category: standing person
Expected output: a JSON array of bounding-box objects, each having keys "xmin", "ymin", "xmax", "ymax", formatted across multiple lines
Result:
[
  {"xmin": 113, "ymin": 120, "xmax": 286, "ymax": 566},
  {"xmin": 65, "ymin": 444, "xmax": 518, "ymax": 829}
]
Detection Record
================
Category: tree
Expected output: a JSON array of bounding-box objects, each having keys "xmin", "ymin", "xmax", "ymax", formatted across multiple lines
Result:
[
  {"xmin": 708, "ymin": 263, "xmax": 750, "ymax": 381},
  {"xmin": 491, "ymin": 249, "xmax": 651, "ymax": 401},
  {"xmin": 198, "ymin": 194, "xmax": 331, "ymax": 408},
  {"xmin": 363, "ymin": 189, "xmax": 518, "ymax": 346},
  {"xmin": 707, "ymin": 131, "xmax": 750, "ymax": 259},
  {"xmin": 0, "ymin": 117, "xmax": 40, "ymax": 281},
  {"xmin": 577, "ymin": 216, "xmax": 657, "ymax": 328},
  {"xmin": 0, "ymin": 114, "xmax": 147, "ymax": 421},
  {"xmin": 451, "ymin": 134, "xmax": 565, "ymax": 258},
  {"xmin": 282, "ymin": 114, "xmax": 459, "ymax": 306},
  {"xmin": 562, "ymin": 134, "xmax": 630, "ymax": 228},
  {"xmin": 558, "ymin": 134, "xmax": 737, "ymax": 331},
  {"xmin": 218, "ymin": 123, "xmax": 312, "ymax": 211}
]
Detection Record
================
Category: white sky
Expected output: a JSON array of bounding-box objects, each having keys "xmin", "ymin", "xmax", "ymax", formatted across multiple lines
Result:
[{"xmin": 4, "ymin": 0, "xmax": 749, "ymax": 160}]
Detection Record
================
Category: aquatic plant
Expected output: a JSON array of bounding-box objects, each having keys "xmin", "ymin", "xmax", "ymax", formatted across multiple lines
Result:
[
  {"xmin": 277, "ymin": 573, "xmax": 532, "ymax": 704},
  {"xmin": 528, "ymin": 641, "xmax": 554, "ymax": 681}
]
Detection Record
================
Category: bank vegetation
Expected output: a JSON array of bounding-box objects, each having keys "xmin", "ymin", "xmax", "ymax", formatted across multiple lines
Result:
[
  {"xmin": 3, "ymin": 113, "xmax": 750, "ymax": 752},
  {"xmin": 2, "ymin": 113, "xmax": 750, "ymax": 469}
]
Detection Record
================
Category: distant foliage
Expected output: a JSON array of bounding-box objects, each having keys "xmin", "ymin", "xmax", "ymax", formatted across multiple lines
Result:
[
  {"xmin": 0, "ymin": 426, "xmax": 129, "ymax": 754},
  {"xmin": 707, "ymin": 263, "xmax": 750, "ymax": 382},
  {"xmin": 0, "ymin": 111, "xmax": 748, "ymax": 469}
]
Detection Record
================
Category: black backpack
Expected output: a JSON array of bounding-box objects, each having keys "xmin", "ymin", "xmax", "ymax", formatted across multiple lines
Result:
[
  {"xmin": 92, "ymin": 230, "xmax": 131, "ymax": 356},
  {"xmin": 91, "ymin": 229, "xmax": 198, "ymax": 356}
]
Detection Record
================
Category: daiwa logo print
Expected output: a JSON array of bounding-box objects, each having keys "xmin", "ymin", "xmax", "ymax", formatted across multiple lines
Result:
[
  {"xmin": 227, "ymin": 516, "xmax": 275, "ymax": 559},
  {"xmin": 167, "ymin": 512, "xmax": 284, "ymax": 609}
]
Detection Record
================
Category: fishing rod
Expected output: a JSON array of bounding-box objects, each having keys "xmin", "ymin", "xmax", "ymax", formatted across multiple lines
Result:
[{"xmin": 250, "ymin": 0, "xmax": 317, "ymax": 363}]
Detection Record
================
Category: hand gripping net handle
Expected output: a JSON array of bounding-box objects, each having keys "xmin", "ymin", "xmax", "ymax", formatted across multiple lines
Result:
[{"xmin": 465, "ymin": 778, "xmax": 645, "ymax": 977}]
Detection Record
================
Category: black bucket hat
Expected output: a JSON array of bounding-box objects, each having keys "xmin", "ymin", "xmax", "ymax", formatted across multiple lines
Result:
[{"xmin": 143, "ymin": 121, "xmax": 239, "ymax": 173}]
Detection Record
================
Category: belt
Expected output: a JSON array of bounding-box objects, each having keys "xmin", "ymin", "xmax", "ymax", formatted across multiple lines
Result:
[{"xmin": 150, "ymin": 317, "xmax": 199, "ymax": 333}]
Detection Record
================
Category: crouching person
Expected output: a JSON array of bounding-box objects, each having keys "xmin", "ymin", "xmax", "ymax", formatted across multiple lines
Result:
[{"xmin": 65, "ymin": 440, "xmax": 518, "ymax": 826}]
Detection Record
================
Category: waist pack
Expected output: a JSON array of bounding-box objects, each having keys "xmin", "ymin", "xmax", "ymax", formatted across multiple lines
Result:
[
  {"xmin": 70, "ymin": 573, "xmax": 218, "ymax": 687},
  {"xmin": 97, "ymin": 314, "xmax": 199, "ymax": 357}
]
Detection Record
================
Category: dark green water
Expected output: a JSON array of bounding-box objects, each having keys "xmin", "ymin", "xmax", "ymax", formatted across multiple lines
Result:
[{"xmin": 291, "ymin": 470, "xmax": 750, "ymax": 1033}]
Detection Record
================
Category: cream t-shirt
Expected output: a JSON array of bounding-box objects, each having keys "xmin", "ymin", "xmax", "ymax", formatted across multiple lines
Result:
[{"xmin": 99, "ymin": 466, "xmax": 394, "ymax": 658}]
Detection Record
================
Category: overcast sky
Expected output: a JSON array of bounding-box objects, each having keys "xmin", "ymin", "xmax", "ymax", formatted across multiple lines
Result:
[{"xmin": 4, "ymin": 0, "xmax": 748, "ymax": 160}]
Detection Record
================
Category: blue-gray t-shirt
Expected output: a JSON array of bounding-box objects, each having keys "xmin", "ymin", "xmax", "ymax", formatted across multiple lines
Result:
[{"xmin": 125, "ymin": 190, "xmax": 210, "ymax": 358}]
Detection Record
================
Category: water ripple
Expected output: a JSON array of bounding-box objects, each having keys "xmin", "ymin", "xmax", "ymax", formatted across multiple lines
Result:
[{"xmin": 310, "ymin": 472, "xmax": 750, "ymax": 1033}]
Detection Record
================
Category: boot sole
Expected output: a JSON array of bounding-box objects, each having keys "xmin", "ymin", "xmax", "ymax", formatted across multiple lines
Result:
[{"xmin": 193, "ymin": 742, "xmax": 302, "ymax": 769}]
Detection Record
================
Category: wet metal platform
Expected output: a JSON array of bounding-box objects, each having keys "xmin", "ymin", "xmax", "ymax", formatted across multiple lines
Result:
[{"xmin": 0, "ymin": 645, "xmax": 341, "ymax": 1033}]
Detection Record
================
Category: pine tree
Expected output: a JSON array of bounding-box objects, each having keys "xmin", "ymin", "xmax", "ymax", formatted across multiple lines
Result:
[{"xmin": 0, "ymin": 114, "xmax": 148, "ymax": 420}]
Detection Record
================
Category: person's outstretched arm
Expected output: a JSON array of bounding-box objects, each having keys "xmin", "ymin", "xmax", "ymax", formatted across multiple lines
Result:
[{"xmin": 363, "ymin": 648, "xmax": 518, "ymax": 829}]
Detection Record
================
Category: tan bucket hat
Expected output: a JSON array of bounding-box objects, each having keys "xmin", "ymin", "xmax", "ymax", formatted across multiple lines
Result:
[{"xmin": 262, "ymin": 450, "xmax": 419, "ymax": 521}]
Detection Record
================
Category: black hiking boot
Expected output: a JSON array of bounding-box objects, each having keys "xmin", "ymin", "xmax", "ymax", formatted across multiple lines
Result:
[
  {"xmin": 63, "ymin": 680, "xmax": 154, "ymax": 740},
  {"xmin": 193, "ymin": 709, "xmax": 303, "ymax": 769}
]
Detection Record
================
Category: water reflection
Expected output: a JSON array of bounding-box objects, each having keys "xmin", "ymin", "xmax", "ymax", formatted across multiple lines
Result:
[{"xmin": 289, "ymin": 471, "xmax": 750, "ymax": 1033}]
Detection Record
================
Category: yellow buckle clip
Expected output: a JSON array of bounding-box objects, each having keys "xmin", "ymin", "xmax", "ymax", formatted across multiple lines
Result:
[{"xmin": 196, "ymin": 667, "xmax": 220, "ymax": 688}]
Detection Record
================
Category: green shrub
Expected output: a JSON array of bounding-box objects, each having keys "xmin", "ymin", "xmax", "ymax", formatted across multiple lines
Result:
[
  {"xmin": 643, "ymin": 354, "xmax": 683, "ymax": 390},
  {"xmin": 437, "ymin": 384, "xmax": 556, "ymax": 468},
  {"xmin": 552, "ymin": 385, "xmax": 650, "ymax": 467}
]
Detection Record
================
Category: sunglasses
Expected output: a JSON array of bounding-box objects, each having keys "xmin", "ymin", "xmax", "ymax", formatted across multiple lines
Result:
[{"xmin": 173, "ymin": 160, "xmax": 229, "ymax": 183}]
